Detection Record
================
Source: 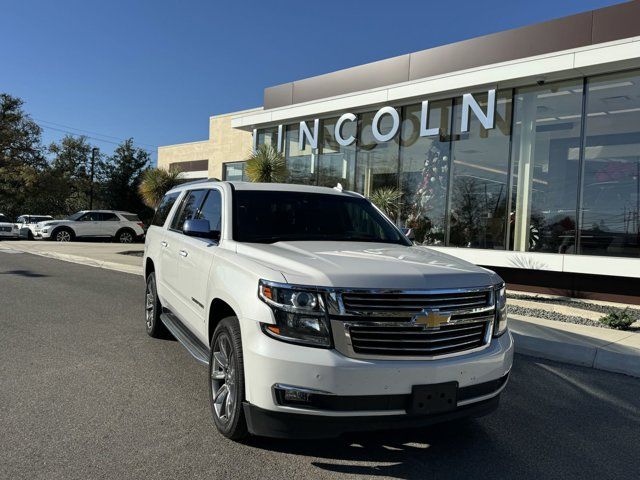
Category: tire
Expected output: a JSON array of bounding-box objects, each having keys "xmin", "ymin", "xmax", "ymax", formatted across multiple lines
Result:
[
  {"xmin": 115, "ymin": 229, "xmax": 135, "ymax": 244},
  {"xmin": 27, "ymin": 230, "xmax": 34, "ymax": 240},
  {"xmin": 209, "ymin": 316, "xmax": 248, "ymax": 440},
  {"xmin": 52, "ymin": 227, "xmax": 74, "ymax": 242},
  {"xmin": 145, "ymin": 272, "xmax": 169, "ymax": 338}
]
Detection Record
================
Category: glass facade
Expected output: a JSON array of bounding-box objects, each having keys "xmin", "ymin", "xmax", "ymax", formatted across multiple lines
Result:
[
  {"xmin": 222, "ymin": 161, "xmax": 247, "ymax": 181},
  {"xmin": 252, "ymin": 68, "xmax": 640, "ymax": 258},
  {"xmin": 317, "ymin": 116, "xmax": 357, "ymax": 190},
  {"xmin": 449, "ymin": 90, "xmax": 512, "ymax": 249},
  {"xmin": 284, "ymin": 123, "xmax": 315, "ymax": 185}
]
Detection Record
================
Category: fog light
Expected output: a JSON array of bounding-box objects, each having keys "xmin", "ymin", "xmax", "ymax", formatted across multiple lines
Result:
[
  {"xmin": 284, "ymin": 390, "xmax": 311, "ymax": 403},
  {"xmin": 273, "ymin": 384, "xmax": 332, "ymax": 407}
]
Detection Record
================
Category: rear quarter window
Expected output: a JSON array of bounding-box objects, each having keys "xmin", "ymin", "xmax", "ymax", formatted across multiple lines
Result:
[
  {"xmin": 122, "ymin": 214, "xmax": 141, "ymax": 222},
  {"xmin": 151, "ymin": 192, "xmax": 180, "ymax": 227}
]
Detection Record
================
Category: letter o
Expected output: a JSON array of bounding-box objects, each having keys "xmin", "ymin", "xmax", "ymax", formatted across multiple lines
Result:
[{"xmin": 372, "ymin": 107, "xmax": 400, "ymax": 143}]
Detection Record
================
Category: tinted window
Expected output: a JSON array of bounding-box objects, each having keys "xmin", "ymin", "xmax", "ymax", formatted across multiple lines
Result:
[
  {"xmin": 196, "ymin": 189, "xmax": 222, "ymax": 238},
  {"xmin": 79, "ymin": 212, "xmax": 100, "ymax": 221},
  {"xmin": 151, "ymin": 192, "xmax": 180, "ymax": 227},
  {"xmin": 0, "ymin": 214, "xmax": 10, "ymax": 223},
  {"xmin": 170, "ymin": 189, "xmax": 207, "ymax": 231},
  {"xmin": 233, "ymin": 191, "xmax": 409, "ymax": 245},
  {"xmin": 100, "ymin": 213, "xmax": 119, "ymax": 221},
  {"xmin": 122, "ymin": 214, "xmax": 141, "ymax": 222}
]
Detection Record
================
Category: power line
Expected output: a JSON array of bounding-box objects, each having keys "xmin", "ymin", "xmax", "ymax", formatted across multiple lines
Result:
[
  {"xmin": 35, "ymin": 118, "xmax": 158, "ymax": 149},
  {"xmin": 37, "ymin": 123, "xmax": 156, "ymax": 157}
]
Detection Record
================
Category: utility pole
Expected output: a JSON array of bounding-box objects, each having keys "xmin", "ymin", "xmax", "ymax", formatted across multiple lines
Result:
[{"xmin": 90, "ymin": 147, "xmax": 98, "ymax": 209}]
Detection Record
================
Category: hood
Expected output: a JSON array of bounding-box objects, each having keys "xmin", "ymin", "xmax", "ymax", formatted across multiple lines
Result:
[{"xmin": 236, "ymin": 241, "xmax": 501, "ymax": 290}]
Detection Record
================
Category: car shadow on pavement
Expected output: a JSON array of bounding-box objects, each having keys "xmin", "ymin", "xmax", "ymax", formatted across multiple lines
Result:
[
  {"xmin": 242, "ymin": 357, "xmax": 640, "ymax": 479},
  {"xmin": 0, "ymin": 269, "xmax": 49, "ymax": 278}
]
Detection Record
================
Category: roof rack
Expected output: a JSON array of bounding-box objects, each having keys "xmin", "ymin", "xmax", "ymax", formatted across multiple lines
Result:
[{"xmin": 178, "ymin": 177, "xmax": 221, "ymax": 187}]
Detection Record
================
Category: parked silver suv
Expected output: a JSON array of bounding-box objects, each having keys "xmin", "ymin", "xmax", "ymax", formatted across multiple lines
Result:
[{"xmin": 37, "ymin": 210, "xmax": 145, "ymax": 243}]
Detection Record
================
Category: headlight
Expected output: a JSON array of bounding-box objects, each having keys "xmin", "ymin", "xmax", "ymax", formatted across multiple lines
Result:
[
  {"xmin": 494, "ymin": 283, "xmax": 507, "ymax": 337},
  {"xmin": 258, "ymin": 280, "xmax": 331, "ymax": 348}
]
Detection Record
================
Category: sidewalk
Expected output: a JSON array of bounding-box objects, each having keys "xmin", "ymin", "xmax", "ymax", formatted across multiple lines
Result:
[
  {"xmin": 510, "ymin": 314, "xmax": 640, "ymax": 378},
  {"xmin": 3, "ymin": 240, "xmax": 144, "ymax": 276}
]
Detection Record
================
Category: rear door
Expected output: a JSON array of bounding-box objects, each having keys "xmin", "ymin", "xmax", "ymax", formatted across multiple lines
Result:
[
  {"xmin": 175, "ymin": 188, "xmax": 222, "ymax": 341},
  {"xmin": 99, "ymin": 212, "xmax": 121, "ymax": 237},
  {"xmin": 74, "ymin": 212, "xmax": 101, "ymax": 236}
]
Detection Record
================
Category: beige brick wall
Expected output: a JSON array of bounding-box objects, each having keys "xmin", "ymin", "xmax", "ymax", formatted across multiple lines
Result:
[{"xmin": 157, "ymin": 107, "xmax": 260, "ymax": 180}]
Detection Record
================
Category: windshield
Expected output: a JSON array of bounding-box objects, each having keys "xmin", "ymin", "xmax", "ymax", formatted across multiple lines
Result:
[
  {"xmin": 66, "ymin": 212, "xmax": 85, "ymax": 221},
  {"xmin": 233, "ymin": 190, "xmax": 410, "ymax": 245},
  {"xmin": 0, "ymin": 214, "xmax": 11, "ymax": 223}
]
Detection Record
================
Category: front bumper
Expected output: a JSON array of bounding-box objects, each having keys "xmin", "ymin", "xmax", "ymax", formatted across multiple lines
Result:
[
  {"xmin": 244, "ymin": 394, "xmax": 501, "ymax": 439},
  {"xmin": 242, "ymin": 318, "xmax": 514, "ymax": 428}
]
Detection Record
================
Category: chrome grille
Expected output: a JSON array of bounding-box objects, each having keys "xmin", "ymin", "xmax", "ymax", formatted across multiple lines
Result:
[
  {"xmin": 329, "ymin": 287, "xmax": 495, "ymax": 359},
  {"xmin": 341, "ymin": 291, "xmax": 490, "ymax": 314},
  {"xmin": 348, "ymin": 320, "xmax": 489, "ymax": 356}
]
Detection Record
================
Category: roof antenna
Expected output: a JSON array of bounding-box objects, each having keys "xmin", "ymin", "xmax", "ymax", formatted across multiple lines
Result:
[{"xmin": 334, "ymin": 182, "xmax": 343, "ymax": 192}]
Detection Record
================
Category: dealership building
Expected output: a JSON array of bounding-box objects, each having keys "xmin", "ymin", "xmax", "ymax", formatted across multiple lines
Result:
[{"xmin": 158, "ymin": 1, "xmax": 640, "ymax": 303}]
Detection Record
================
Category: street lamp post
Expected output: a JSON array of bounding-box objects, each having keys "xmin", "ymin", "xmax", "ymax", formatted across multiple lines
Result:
[{"xmin": 90, "ymin": 147, "xmax": 98, "ymax": 210}]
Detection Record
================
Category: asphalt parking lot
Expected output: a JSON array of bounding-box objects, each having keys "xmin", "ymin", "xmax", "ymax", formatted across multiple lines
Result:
[{"xmin": 1, "ymin": 251, "xmax": 639, "ymax": 480}]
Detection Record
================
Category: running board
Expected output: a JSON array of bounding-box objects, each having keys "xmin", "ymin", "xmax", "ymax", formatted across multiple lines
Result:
[{"xmin": 160, "ymin": 311, "xmax": 210, "ymax": 366}]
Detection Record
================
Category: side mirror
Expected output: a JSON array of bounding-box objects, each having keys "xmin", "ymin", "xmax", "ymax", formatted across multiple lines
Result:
[{"xmin": 183, "ymin": 219, "xmax": 219, "ymax": 240}]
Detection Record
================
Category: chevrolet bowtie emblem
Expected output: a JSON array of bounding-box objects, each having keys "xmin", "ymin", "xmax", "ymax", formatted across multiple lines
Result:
[{"xmin": 412, "ymin": 309, "xmax": 451, "ymax": 329}]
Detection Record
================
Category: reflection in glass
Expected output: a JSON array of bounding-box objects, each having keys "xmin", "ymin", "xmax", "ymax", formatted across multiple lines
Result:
[
  {"xmin": 356, "ymin": 110, "xmax": 400, "ymax": 206},
  {"xmin": 580, "ymin": 71, "xmax": 640, "ymax": 257},
  {"xmin": 223, "ymin": 162, "xmax": 246, "ymax": 181},
  {"xmin": 448, "ymin": 90, "xmax": 512, "ymax": 249},
  {"xmin": 317, "ymin": 117, "xmax": 357, "ymax": 189},
  {"xmin": 257, "ymin": 127, "xmax": 278, "ymax": 147},
  {"xmin": 285, "ymin": 123, "xmax": 316, "ymax": 185},
  {"xmin": 399, "ymin": 100, "xmax": 452, "ymax": 245},
  {"xmin": 509, "ymin": 80, "xmax": 583, "ymax": 253}
]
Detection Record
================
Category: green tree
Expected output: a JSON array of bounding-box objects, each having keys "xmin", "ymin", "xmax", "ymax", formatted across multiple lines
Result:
[
  {"xmin": 245, "ymin": 144, "xmax": 287, "ymax": 183},
  {"xmin": 138, "ymin": 167, "xmax": 182, "ymax": 208},
  {"xmin": 48, "ymin": 135, "xmax": 101, "ymax": 214},
  {"xmin": 368, "ymin": 187, "xmax": 403, "ymax": 221},
  {"xmin": 102, "ymin": 138, "xmax": 151, "ymax": 216},
  {"xmin": 0, "ymin": 93, "xmax": 47, "ymax": 218}
]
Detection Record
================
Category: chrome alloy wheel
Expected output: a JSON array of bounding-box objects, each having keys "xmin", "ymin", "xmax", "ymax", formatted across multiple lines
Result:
[
  {"xmin": 56, "ymin": 230, "xmax": 71, "ymax": 242},
  {"xmin": 211, "ymin": 334, "xmax": 236, "ymax": 423},
  {"xmin": 145, "ymin": 278, "xmax": 155, "ymax": 330},
  {"xmin": 119, "ymin": 231, "xmax": 133, "ymax": 243}
]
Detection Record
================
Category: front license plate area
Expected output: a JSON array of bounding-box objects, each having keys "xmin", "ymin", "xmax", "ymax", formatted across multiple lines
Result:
[{"xmin": 408, "ymin": 382, "xmax": 458, "ymax": 415}]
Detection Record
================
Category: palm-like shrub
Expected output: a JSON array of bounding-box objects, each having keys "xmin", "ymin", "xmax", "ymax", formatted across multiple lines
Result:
[
  {"xmin": 245, "ymin": 144, "xmax": 287, "ymax": 183},
  {"xmin": 138, "ymin": 167, "xmax": 182, "ymax": 208},
  {"xmin": 369, "ymin": 187, "xmax": 402, "ymax": 220}
]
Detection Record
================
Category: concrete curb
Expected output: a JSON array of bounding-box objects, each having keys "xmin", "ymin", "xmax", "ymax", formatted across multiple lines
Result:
[
  {"xmin": 9, "ymin": 245, "xmax": 143, "ymax": 276},
  {"xmin": 510, "ymin": 313, "xmax": 640, "ymax": 378}
]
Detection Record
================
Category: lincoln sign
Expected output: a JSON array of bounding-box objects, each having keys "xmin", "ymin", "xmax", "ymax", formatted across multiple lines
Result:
[{"xmin": 258, "ymin": 89, "xmax": 497, "ymax": 151}]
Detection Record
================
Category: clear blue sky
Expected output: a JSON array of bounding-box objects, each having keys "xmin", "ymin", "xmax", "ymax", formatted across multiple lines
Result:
[{"xmin": 0, "ymin": 0, "xmax": 621, "ymax": 163}]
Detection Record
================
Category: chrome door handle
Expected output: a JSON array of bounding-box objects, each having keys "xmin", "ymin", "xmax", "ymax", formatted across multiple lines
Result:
[
  {"xmin": 161, "ymin": 241, "xmax": 168, "ymax": 247},
  {"xmin": 179, "ymin": 249, "xmax": 188, "ymax": 257}
]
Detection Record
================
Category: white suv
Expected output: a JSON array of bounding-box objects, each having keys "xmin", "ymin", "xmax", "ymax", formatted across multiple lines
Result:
[
  {"xmin": 16, "ymin": 215, "xmax": 53, "ymax": 240},
  {"xmin": 37, "ymin": 210, "xmax": 145, "ymax": 243},
  {"xmin": 0, "ymin": 214, "xmax": 19, "ymax": 239},
  {"xmin": 143, "ymin": 181, "xmax": 513, "ymax": 440}
]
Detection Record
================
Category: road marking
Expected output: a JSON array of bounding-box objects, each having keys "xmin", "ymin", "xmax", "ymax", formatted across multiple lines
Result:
[{"xmin": 0, "ymin": 245, "xmax": 23, "ymax": 254}]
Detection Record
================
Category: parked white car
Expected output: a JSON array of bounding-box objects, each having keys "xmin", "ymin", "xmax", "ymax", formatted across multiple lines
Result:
[
  {"xmin": 143, "ymin": 181, "xmax": 513, "ymax": 440},
  {"xmin": 37, "ymin": 210, "xmax": 145, "ymax": 243},
  {"xmin": 0, "ymin": 213, "xmax": 19, "ymax": 239},
  {"xmin": 16, "ymin": 214, "xmax": 53, "ymax": 240}
]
